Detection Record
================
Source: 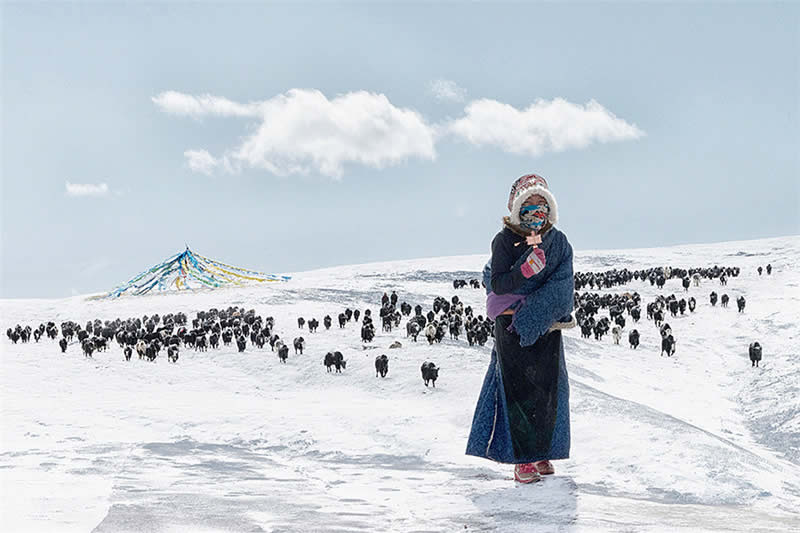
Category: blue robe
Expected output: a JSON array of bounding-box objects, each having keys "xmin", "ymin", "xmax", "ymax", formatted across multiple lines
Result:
[{"xmin": 465, "ymin": 225, "xmax": 574, "ymax": 463}]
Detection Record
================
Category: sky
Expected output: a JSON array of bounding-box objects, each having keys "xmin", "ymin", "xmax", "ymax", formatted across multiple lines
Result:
[{"xmin": 1, "ymin": 1, "xmax": 798, "ymax": 298}]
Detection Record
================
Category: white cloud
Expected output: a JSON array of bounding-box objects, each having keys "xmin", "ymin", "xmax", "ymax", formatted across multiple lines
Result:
[
  {"xmin": 158, "ymin": 89, "xmax": 437, "ymax": 179},
  {"xmin": 430, "ymin": 79, "xmax": 467, "ymax": 102},
  {"xmin": 446, "ymin": 97, "xmax": 645, "ymax": 156},
  {"xmin": 65, "ymin": 182, "xmax": 109, "ymax": 197},
  {"xmin": 156, "ymin": 89, "xmax": 644, "ymax": 178},
  {"xmin": 151, "ymin": 91, "xmax": 259, "ymax": 118},
  {"xmin": 184, "ymin": 149, "xmax": 219, "ymax": 174}
]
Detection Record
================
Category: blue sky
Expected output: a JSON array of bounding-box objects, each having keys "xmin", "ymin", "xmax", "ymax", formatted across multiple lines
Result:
[{"xmin": 2, "ymin": 2, "xmax": 798, "ymax": 298}]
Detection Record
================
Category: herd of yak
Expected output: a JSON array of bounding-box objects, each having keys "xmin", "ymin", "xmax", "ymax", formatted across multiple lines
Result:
[
  {"xmin": 2, "ymin": 286, "xmax": 474, "ymax": 387},
  {"xmin": 4, "ymin": 263, "xmax": 773, "ymax": 382},
  {"xmin": 572, "ymin": 263, "xmax": 771, "ymax": 366}
]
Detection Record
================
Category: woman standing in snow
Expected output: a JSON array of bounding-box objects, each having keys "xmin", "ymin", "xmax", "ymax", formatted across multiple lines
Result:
[{"xmin": 466, "ymin": 174, "xmax": 576, "ymax": 483}]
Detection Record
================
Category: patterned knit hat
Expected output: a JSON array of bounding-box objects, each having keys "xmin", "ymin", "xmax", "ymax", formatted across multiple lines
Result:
[{"xmin": 507, "ymin": 173, "xmax": 559, "ymax": 226}]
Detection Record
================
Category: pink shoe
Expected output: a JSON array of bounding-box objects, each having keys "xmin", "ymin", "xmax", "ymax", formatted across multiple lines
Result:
[
  {"xmin": 514, "ymin": 462, "xmax": 541, "ymax": 483},
  {"xmin": 534, "ymin": 460, "xmax": 555, "ymax": 475}
]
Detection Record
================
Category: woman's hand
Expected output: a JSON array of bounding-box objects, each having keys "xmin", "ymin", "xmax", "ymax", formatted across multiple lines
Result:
[{"xmin": 520, "ymin": 248, "xmax": 546, "ymax": 278}]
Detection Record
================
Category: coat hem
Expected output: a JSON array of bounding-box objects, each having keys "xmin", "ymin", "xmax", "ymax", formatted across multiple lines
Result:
[{"xmin": 465, "ymin": 450, "xmax": 570, "ymax": 465}]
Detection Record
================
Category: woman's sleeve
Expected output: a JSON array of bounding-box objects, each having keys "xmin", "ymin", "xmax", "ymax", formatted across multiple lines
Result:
[
  {"xmin": 512, "ymin": 238, "xmax": 575, "ymax": 347},
  {"xmin": 490, "ymin": 233, "xmax": 529, "ymax": 295}
]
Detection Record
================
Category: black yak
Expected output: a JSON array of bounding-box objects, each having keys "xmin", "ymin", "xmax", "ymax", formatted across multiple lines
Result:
[
  {"xmin": 375, "ymin": 354, "xmax": 389, "ymax": 378},
  {"xmin": 421, "ymin": 361, "xmax": 439, "ymax": 387},
  {"xmin": 749, "ymin": 342, "xmax": 762, "ymax": 367}
]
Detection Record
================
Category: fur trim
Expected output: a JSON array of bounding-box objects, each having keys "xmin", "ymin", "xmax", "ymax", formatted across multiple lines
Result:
[
  {"xmin": 548, "ymin": 316, "xmax": 576, "ymax": 332},
  {"xmin": 509, "ymin": 185, "xmax": 559, "ymax": 227},
  {"xmin": 502, "ymin": 216, "xmax": 553, "ymax": 238}
]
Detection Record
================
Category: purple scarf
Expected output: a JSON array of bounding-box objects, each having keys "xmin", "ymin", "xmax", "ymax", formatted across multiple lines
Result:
[{"xmin": 486, "ymin": 291, "xmax": 526, "ymax": 321}]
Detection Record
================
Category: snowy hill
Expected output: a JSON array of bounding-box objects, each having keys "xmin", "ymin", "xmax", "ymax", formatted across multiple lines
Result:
[{"xmin": 1, "ymin": 235, "xmax": 799, "ymax": 532}]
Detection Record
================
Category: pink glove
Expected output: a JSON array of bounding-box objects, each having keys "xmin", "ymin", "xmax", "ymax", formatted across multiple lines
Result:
[{"xmin": 520, "ymin": 248, "xmax": 546, "ymax": 278}]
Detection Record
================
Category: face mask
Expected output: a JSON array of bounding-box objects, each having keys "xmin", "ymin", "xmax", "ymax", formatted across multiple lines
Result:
[{"xmin": 519, "ymin": 204, "xmax": 549, "ymax": 231}]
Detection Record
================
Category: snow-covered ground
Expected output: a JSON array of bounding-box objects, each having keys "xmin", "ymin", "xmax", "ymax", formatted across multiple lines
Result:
[{"xmin": 1, "ymin": 235, "xmax": 799, "ymax": 532}]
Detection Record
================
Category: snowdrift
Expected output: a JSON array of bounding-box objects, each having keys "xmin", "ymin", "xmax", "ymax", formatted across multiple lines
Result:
[{"xmin": 1, "ymin": 235, "xmax": 799, "ymax": 532}]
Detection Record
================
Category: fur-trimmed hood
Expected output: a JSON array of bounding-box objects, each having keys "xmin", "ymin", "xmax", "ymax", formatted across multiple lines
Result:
[{"xmin": 507, "ymin": 174, "xmax": 559, "ymax": 227}]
